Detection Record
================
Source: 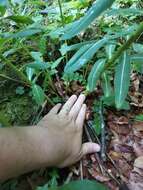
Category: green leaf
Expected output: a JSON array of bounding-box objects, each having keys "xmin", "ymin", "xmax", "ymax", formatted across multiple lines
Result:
[
  {"xmin": 1, "ymin": 28, "xmax": 42, "ymax": 39},
  {"xmin": 27, "ymin": 62, "xmax": 50, "ymax": 70},
  {"xmin": 31, "ymin": 52, "xmax": 43, "ymax": 62},
  {"xmin": 0, "ymin": 6, "xmax": 6, "ymax": 16},
  {"xmin": 62, "ymin": 0, "xmax": 115, "ymax": 40},
  {"xmin": 16, "ymin": 86, "xmax": 25, "ymax": 95},
  {"xmin": 5, "ymin": 15, "xmax": 34, "ymax": 24},
  {"xmin": 133, "ymin": 43, "xmax": 143, "ymax": 54},
  {"xmin": 49, "ymin": 180, "xmax": 108, "ymax": 190},
  {"xmin": 51, "ymin": 57, "xmax": 63, "ymax": 69},
  {"xmin": 64, "ymin": 38, "xmax": 107, "ymax": 73},
  {"xmin": 101, "ymin": 72, "xmax": 112, "ymax": 98},
  {"xmin": 131, "ymin": 54, "xmax": 143, "ymax": 63},
  {"xmin": 87, "ymin": 59, "xmax": 106, "ymax": 92},
  {"xmin": 26, "ymin": 67, "xmax": 34, "ymax": 81},
  {"xmin": 64, "ymin": 44, "xmax": 92, "ymax": 73},
  {"xmin": 106, "ymin": 8, "xmax": 143, "ymax": 16},
  {"xmin": 32, "ymin": 84, "xmax": 45, "ymax": 106},
  {"xmin": 114, "ymin": 52, "xmax": 131, "ymax": 109},
  {"xmin": 105, "ymin": 44, "xmax": 116, "ymax": 59},
  {"xmin": 60, "ymin": 41, "xmax": 95, "ymax": 55},
  {"xmin": 135, "ymin": 114, "xmax": 143, "ymax": 121}
]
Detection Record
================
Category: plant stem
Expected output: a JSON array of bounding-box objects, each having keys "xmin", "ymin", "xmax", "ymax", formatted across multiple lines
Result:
[
  {"xmin": 107, "ymin": 22, "xmax": 143, "ymax": 68},
  {"xmin": 58, "ymin": 0, "xmax": 64, "ymax": 27},
  {"xmin": 57, "ymin": 0, "xmax": 68, "ymax": 63},
  {"xmin": 0, "ymin": 74, "xmax": 28, "ymax": 85},
  {"xmin": 0, "ymin": 54, "xmax": 31, "ymax": 86}
]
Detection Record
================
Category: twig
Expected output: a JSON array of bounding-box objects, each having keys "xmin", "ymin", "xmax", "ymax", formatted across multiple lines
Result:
[
  {"xmin": 55, "ymin": 73, "xmax": 64, "ymax": 97},
  {"xmin": 84, "ymin": 125, "xmax": 105, "ymax": 175},
  {"xmin": 99, "ymin": 101, "xmax": 106, "ymax": 161},
  {"xmin": 87, "ymin": 121, "xmax": 123, "ymax": 179},
  {"xmin": 65, "ymin": 172, "xmax": 73, "ymax": 184},
  {"xmin": 80, "ymin": 160, "xmax": 83, "ymax": 180}
]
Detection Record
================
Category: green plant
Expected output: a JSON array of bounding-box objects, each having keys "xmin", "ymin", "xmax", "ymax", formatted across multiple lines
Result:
[{"xmin": 52, "ymin": 0, "xmax": 143, "ymax": 110}]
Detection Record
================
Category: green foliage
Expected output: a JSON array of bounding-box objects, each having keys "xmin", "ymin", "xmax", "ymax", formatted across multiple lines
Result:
[
  {"xmin": 32, "ymin": 84, "xmax": 46, "ymax": 106},
  {"xmin": 87, "ymin": 59, "xmax": 106, "ymax": 92},
  {"xmin": 61, "ymin": 0, "xmax": 116, "ymax": 40},
  {"xmin": 49, "ymin": 180, "xmax": 108, "ymax": 190},
  {"xmin": 114, "ymin": 52, "xmax": 131, "ymax": 109},
  {"xmin": 135, "ymin": 114, "xmax": 143, "ymax": 121}
]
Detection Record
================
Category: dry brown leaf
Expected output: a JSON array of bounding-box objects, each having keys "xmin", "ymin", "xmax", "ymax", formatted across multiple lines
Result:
[
  {"xmin": 134, "ymin": 156, "xmax": 143, "ymax": 169},
  {"xmin": 88, "ymin": 168, "xmax": 110, "ymax": 182}
]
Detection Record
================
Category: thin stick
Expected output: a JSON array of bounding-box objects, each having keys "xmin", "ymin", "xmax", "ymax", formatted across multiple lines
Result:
[
  {"xmin": 80, "ymin": 160, "xmax": 83, "ymax": 180},
  {"xmin": 99, "ymin": 101, "xmax": 106, "ymax": 161},
  {"xmin": 84, "ymin": 125, "xmax": 104, "ymax": 175}
]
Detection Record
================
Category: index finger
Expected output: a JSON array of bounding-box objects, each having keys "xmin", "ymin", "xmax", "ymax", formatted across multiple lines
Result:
[{"xmin": 59, "ymin": 95, "xmax": 77, "ymax": 116}]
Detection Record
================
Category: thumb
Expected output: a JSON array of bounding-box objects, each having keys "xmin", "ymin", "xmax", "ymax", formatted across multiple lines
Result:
[{"xmin": 81, "ymin": 142, "xmax": 100, "ymax": 156}]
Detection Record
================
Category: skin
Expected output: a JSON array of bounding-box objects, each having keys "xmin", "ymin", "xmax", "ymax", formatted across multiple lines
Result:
[{"xmin": 0, "ymin": 94, "xmax": 100, "ymax": 182}]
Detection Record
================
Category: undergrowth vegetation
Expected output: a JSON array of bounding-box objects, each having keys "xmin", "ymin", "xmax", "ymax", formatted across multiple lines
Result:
[{"xmin": 0, "ymin": 0, "xmax": 143, "ymax": 189}]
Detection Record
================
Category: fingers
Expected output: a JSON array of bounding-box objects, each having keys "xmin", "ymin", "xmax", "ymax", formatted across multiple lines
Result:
[
  {"xmin": 69, "ymin": 94, "xmax": 86, "ymax": 120},
  {"xmin": 81, "ymin": 142, "xmax": 100, "ymax": 156},
  {"xmin": 49, "ymin": 103, "xmax": 62, "ymax": 114},
  {"xmin": 59, "ymin": 95, "xmax": 77, "ymax": 116},
  {"xmin": 76, "ymin": 104, "xmax": 86, "ymax": 128}
]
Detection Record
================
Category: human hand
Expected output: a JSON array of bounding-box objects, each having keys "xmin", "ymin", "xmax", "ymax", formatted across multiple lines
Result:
[{"xmin": 38, "ymin": 94, "xmax": 100, "ymax": 167}]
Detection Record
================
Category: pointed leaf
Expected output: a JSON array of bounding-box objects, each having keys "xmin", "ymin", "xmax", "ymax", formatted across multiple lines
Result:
[
  {"xmin": 64, "ymin": 38, "xmax": 107, "ymax": 73},
  {"xmin": 27, "ymin": 62, "xmax": 50, "ymax": 70},
  {"xmin": 87, "ymin": 59, "xmax": 106, "ymax": 92},
  {"xmin": 64, "ymin": 44, "xmax": 93, "ymax": 73},
  {"xmin": 133, "ymin": 43, "xmax": 143, "ymax": 54},
  {"xmin": 1, "ymin": 28, "xmax": 42, "ymax": 39},
  {"xmin": 102, "ymin": 72, "xmax": 112, "ymax": 97},
  {"xmin": 32, "ymin": 84, "xmax": 45, "ymax": 106},
  {"xmin": 105, "ymin": 44, "xmax": 116, "ymax": 59},
  {"xmin": 114, "ymin": 52, "xmax": 131, "ymax": 109},
  {"xmin": 60, "ymin": 41, "xmax": 95, "ymax": 55},
  {"xmin": 131, "ymin": 54, "xmax": 143, "ymax": 63},
  {"xmin": 62, "ymin": 0, "xmax": 115, "ymax": 40},
  {"xmin": 26, "ymin": 67, "xmax": 34, "ymax": 81},
  {"xmin": 5, "ymin": 15, "xmax": 34, "ymax": 24}
]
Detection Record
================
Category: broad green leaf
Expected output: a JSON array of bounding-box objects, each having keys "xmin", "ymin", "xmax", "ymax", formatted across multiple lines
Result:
[
  {"xmin": 114, "ymin": 52, "xmax": 131, "ymax": 109},
  {"xmin": 101, "ymin": 72, "xmax": 112, "ymax": 98},
  {"xmin": 64, "ymin": 44, "xmax": 92, "ymax": 73},
  {"xmin": 131, "ymin": 54, "xmax": 143, "ymax": 73},
  {"xmin": 131, "ymin": 54, "xmax": 143, "ymax": 63},
  {"xmin": 106, "ymin": 8, "xmax": 143, "ymax": 16},
  {"xmin": 3, "ymin": 49, "xmax": 17, "ymax": 57},
  {"xmin": 61, "ymin": 0, "xmax": 115, "ymax": 40},
  {"xmin": 135, "ymin": 114, "xmax": 143, "ymax": 121},
  {"xmin": 26, "ymin": 67, "xmax": 34, "ymax": 81},
  {"xmin": 49, "ymin": 180, "xmax": 108, "ymax": 190},
  {"xmin": 5, "ymin": 15, "xmax": 34, "ymax": 24},
  {"xmin": 51, "ymin": 57, "xmax": 64, "ymax": 69},
  {"xmin": 64, "ymin": 38, "xmax": 107, "ymax": 73},
  {"xmin": 0, "ymin": 6, "xmax": 6, "ymax": 16},
  {"xmin": 133, "ymin": 43, "xmax": 143, "ymax": 54},
  {"xmin": 105, "ymin": 44, "xmax": 116, "ymax": 59},
  {"xmin": 1, "ymin": 28, "xmax": 42, "ymax": 39},
  {"xmin": 31, "ymin": 52, "xmax": 43, "ymax": 62},
  {"xmin": 32, "ymin": 84, "xmax": 45, "ymax": 106},
  {"xmin": 60, "ymin": 41, "xmax": 95, "ymax": 55},
  {"xmin": 87, "ymin": 59, "xmax": 106, "ymax": 92},
  {"xmin": 27, "ymin": 62, "xmax": 50, "ymax": 70}
]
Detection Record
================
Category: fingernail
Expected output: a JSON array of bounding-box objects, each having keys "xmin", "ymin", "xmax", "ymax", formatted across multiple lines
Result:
[{"xmin": 93, "ymin": 144, "xmax": 100, "ymax": 152}]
